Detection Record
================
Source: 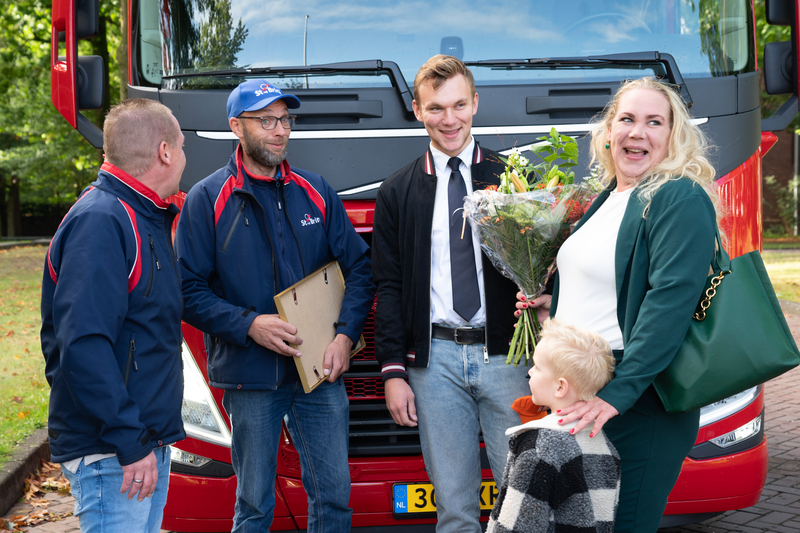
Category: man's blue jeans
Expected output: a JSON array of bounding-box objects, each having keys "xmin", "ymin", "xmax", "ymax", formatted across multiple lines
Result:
[
  {"xmin": 61, "ymin": 446, "xmax": 171, "ymax": 533},
  {"xmin": 222, "ymin": 378, "xmax": 352, "ymax": 533},
  {"xmin": 408, "ymin": 338, "xmax": 530, "ymax": 533}
]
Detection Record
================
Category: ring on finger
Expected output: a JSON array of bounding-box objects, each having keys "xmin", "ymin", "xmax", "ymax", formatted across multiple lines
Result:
[
  {"xmin": 133, "ymin": 479, "xmax": 144, "ymax": 483},
  {"xmin": 589, "ymin": 410, "xmax": 597, "ymax": 418}
]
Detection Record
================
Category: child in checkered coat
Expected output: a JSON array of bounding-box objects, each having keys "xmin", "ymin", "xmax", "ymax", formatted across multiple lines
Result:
[{"xmin": 488, "ymin": 319, "xmax": 621, "ymax": 533}]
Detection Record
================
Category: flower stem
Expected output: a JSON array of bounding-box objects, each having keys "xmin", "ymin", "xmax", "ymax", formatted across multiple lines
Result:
[{"xmin": 507, "ymin": 315, "xmax": 524, "ymax": 364}]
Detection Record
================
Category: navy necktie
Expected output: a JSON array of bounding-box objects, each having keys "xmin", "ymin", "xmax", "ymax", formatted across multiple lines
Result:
[{"xmin": 447, "ymin": 157, "xmax": 481, "ymax": 322}]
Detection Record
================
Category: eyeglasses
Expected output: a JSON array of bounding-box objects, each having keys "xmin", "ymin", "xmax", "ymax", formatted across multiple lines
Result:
[{"xmin": 238, "ymin": 115, "xmax": 297, "ymax": 130}]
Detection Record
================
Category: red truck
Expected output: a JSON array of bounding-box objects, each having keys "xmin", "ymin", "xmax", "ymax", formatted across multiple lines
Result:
[{"xmin": 52, "ymin": 0, "xmax": 799, "ymax": 529}]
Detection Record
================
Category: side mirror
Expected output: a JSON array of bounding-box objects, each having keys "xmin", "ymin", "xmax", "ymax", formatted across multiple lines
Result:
[{"xmin": 51, "ymin": 0, "xmax": 105, "ymax": 148}]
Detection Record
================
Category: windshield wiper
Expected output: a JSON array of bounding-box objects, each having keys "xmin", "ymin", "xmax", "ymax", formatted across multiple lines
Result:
[
  {"xmin": 466, "ymin": 52, "xmax": 692, "ymax": 108},
  {"xmin": 162, "ymin": 60, "xmax": 415, "ymax": 119}
]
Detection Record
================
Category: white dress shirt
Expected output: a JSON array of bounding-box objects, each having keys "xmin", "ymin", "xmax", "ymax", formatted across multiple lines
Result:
[{"xmin": 429, "ymin": 138, "xmax": 486, "ymax": 326}]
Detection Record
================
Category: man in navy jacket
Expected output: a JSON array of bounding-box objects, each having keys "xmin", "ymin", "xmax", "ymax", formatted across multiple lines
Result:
[
  {"xmin": 41, "ymin": 99, "xmax": 186, "ymax": 533},
  {"xmin": 176, "ymin": 80, "xmax": 374, "ymax": 533}
]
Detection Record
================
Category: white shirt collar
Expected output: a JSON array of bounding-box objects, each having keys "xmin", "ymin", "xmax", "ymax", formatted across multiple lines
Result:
[{"xmin": 430, "ymin": 137, "xmax": 476, "ymax": 176}]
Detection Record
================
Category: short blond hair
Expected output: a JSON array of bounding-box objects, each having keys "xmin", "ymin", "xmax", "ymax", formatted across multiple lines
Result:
[
  {"xmin": 103, "ymin": 99, "xmax": 180, "ymax": 177},
  {"xmin": 537, "ymin": 319, "xmax": 615, "ymax": 402},
  {"xmin": 413, "ymin": 54, "xmax": 476, "ymax": 103}
]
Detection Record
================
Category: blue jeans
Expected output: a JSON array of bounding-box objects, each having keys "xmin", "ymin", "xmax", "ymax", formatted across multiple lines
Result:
[
  {"xmin": 61, "ymin": 446, "xmax": 171, "ymax": 533},
  {"xmin": 222, "ymin": 378, "xmax": 351, "ymax": 533},
  {"xmin": 407, "ymin": 338, "xmax": 530, "ymax": 533}
]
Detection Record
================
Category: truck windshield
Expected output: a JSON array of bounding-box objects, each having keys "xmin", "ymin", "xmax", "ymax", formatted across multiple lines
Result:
[{"xmin": 137, "ymin": 0, "xmax": 753, "ymax": 87}]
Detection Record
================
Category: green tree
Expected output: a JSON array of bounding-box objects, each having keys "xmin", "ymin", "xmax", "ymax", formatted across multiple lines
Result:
[{"xmin": 196, "ymin": 0, "xmax": 248, "ymax": 69}]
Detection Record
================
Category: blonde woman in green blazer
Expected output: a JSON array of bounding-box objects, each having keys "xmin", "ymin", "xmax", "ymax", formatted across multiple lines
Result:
[{"xmin": 522, "ymin": 78, "xmax": 722, "ymax": 532}]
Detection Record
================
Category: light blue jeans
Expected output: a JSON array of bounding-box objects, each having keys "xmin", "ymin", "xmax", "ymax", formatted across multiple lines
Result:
[
  {"xmin": 222, "ymin": 378, "xmax": 351, "ymax": 533},
  {"xmin": 61, "ymin": 446, "xmax": 171, "ymax": 533},
  {"xmin": 408, "ymin": 338, "xmax": 531, "ymax": 533}
]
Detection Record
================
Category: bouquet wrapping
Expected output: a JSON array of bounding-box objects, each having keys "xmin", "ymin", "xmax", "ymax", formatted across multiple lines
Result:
[{"xmin": 462, "ymin": 129, "xmax": 601, "ymax": 365}]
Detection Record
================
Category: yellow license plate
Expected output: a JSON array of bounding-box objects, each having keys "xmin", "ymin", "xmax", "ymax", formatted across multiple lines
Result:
[{"xmin": 393, "ymin": 481, "xmax": 498, "ymax": 515}]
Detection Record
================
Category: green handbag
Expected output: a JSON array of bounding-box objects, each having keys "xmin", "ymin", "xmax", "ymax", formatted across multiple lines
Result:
[{"xmin": 653, "ymin": 229, "xmax": 800, "ymax": 413}]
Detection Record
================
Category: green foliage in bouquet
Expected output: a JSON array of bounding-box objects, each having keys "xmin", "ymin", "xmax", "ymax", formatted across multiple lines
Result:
[{"xmin": 497, "ymin": 128, "xmax": 579, "ymax": 194}]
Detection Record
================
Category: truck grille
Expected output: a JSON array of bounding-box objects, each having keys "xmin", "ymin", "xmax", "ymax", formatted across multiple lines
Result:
[{"xmin": 344, "ymin": 305, "xmax": 422, "ymax": 456}]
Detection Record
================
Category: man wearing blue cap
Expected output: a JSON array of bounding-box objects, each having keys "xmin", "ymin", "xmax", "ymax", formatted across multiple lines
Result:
[{"xmin": 176, "ymin": 80, "xmax": 374, "ymax": 532}]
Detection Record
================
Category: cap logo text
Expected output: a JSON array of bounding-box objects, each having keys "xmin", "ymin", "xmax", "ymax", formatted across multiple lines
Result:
[{"xmin": 255, "ymin": 83, "xmax": 281, "ymax": 97}]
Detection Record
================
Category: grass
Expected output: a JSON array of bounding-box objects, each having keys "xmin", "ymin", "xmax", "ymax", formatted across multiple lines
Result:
[
  {"xmin": 763, "ymin": 249, "xmax": 800, "ymax": 305},
  {"xmin": 764, "ymin": 237, "xmax": 800, "ymax": 250},
  {"xmin": 0, "ymin": 245, "xmax": 49, "ymax": 470}
]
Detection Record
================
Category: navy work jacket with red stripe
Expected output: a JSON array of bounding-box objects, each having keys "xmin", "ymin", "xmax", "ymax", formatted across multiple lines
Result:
[
  {"xmin": 40, "ymin": 163, "xmax": 185, "ymax": 467},
  {"xmin": 176, "ymin": 147, "xmax": 374, "ymax": 390}
]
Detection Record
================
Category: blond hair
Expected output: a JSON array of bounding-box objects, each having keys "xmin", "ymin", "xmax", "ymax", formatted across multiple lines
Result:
[
  {"xmin": 103, "ymin": 99, "xmax": 180, "ymax": 177},
  {"xmin": 589, "ymin": 77, "xmax": 723, "ymax": 227},
  {"xmin": 413, "ymin": 54, "xmax": 476, "ymax": 103},
  {"xmin": 537, "ymin": 319, "xmax": 615, "ymax": 402}
]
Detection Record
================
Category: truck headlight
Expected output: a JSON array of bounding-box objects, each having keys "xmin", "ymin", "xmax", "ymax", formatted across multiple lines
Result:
[
  {"xmin": 699, "ymin": 386, "xmax": 760, "ymax": 427},
  {"xmin": 169, "ymin": 446, "xmax": 211, "ymax": 468},
  {"xmin": 181, "ymin": 341, "xmax": 232, "ymax": 447},
  {"xmin": 709, "ymin": 416, "xmax": 762, "ymax": 448}
]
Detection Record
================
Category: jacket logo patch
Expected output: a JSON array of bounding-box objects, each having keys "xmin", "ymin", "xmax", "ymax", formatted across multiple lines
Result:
[{"xmin": 300, "ymin": 214, "xmax": 321, "ymax": 227}]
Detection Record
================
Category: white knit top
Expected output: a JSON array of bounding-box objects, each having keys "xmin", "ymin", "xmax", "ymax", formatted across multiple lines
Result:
[{"xmin": 554, "ymin": 188, "xmax": 633, "ymax": 350}]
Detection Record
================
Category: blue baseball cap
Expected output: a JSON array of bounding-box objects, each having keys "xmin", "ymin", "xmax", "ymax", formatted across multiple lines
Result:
[{"xmin": 226, "ymin": 79, "xmax": 301, "ymax": 120}]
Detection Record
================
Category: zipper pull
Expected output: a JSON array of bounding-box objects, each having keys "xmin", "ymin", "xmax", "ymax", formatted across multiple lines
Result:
[
  {"xmin": 149, "ymin": 236, "xmax": 161, "ymax": 270},
  {"xmin": 276, "ymin": 180, "xmax": 282, "ymax": 210},
  {"xmin": 484, "ymin": 345, "xmax": 489, "ymax": 364},
  {"xmin": 134, "ymin": 361, "xmax": 138, "ymax": 371},
  {"xmin": 241, "ymin": 202, "xmax": 249, "ymax": 225}
]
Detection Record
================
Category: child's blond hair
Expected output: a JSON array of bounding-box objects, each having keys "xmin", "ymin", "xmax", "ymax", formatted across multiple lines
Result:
[{"xmin": 537, "ymin": 319, "xmax": 615, "ymax": 401}]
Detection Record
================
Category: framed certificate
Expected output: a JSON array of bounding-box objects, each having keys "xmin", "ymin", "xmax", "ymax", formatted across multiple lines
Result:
[{"xmin": 273, "ymin": 261, "xmax": 365, "ymax": 392}]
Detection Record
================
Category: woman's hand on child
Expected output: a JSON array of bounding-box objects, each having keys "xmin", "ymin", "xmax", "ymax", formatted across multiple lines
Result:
[
  {"xmin": 515, "ymin": 292, "xmax": 552, "ymax": 324},
  {"xmin": 556, "ymin": 397, "xmax": 619, "ymax": 437}
]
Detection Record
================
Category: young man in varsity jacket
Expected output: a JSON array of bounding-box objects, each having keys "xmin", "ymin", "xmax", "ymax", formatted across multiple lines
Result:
[
  {"xmin": 371, "ymin": 55, "xmax": 531, "ymax": 533},
  {"xmin": 41, "ymin": 99, "xmax": 187, "ymax": 533}
]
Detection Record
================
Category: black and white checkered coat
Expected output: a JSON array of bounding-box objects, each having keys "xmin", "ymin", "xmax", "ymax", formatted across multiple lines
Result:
[{"xmin": 487, "ymin": 414, "xmax": 620, "ymax": 533}]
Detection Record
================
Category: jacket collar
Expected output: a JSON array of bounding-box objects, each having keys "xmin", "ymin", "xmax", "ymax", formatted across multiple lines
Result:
[
  {"xmin": 97, "ymin": 162, "xmax": 174, "ymax": 212},
  {"xmin": 505, "ymin": 413, "xmax": 578, "ymax": 436},
  {"xmin": 232, "ymin": 144, "xmax": 294, "ymax": 189},
  {"xmin": 422, "ymin": 141, "xmax": 485, "ymax": 176}
]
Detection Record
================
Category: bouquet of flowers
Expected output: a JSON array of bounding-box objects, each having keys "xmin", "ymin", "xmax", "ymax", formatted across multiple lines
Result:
[{"xmin": 462, "ymin": 128, "xmax": 602, "ymax": 365}]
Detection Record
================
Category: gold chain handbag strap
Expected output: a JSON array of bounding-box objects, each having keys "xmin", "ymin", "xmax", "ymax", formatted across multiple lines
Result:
[{"xmin": 694, "ymin": 270, "xmax": 728, "ymax": 321}]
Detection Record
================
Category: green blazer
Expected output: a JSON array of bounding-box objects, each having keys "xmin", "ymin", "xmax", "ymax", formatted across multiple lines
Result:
[{"xmin": 552, "ymin": 178, "xmax": 717, "ymax": 415}]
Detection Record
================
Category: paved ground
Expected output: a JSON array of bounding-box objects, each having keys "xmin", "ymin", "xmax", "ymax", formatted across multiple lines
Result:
[{"xmin": 4, "ymin": 313, "xmax": 800, "ymax": 532}]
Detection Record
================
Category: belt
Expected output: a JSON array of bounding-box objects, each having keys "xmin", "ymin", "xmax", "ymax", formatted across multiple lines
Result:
[{"xmin": 431, "ymin": 324, "xmax": 485, "ymax": 345}]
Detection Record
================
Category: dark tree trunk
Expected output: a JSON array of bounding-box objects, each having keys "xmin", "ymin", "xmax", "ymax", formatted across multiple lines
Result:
[
  {"xmin": 118, "ymin": 1, "xmax": 128, "ymax": 101},
  {"xmin": 0, "ymin": 172, "xmax": 6, "ymax": 238},
  {"xmin": 6, "ymin": 176, "xmax": 21, "ymax": 238}
]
